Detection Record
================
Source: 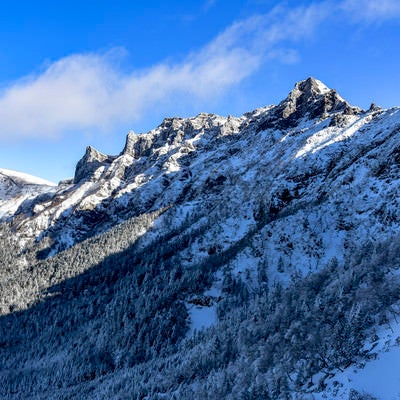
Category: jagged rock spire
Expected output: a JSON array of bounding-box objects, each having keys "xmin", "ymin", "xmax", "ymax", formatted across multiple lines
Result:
[
  {"xmin": 280, "ymin": 77, "xmax": 351, "ymax": 120},
  {"xmin": 282, "ymin": 77, "xmax": 330, "ymax": 118},
  {"xmin": 258, "ymin": 77, "xmax": 362, "ymax": 131},
  {"xmin": 74, "ymin": 146, "xmax": 114, "ymax": 183},
  {"xmin": 123, "ymin": 131, "xmax": 154, "ymax": 158}
]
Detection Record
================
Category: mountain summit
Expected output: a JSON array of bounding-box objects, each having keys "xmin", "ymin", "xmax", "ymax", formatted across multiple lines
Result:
[
  {"xmin": 259, "ymin": 77, "xmax": 361, "ymax": 130},
  {"xmin": 281, "ymin": 76, "xmax": 349, "ymax": 118},
  {"xmin": 1, "ymin": 78, "xmax": 400, "ymax": 399}
]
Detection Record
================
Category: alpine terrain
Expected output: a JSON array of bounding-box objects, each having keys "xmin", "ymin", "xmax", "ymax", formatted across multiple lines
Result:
[{"xmin": 1, "ymin": 77, "xmax": 400, "ymax": 399}]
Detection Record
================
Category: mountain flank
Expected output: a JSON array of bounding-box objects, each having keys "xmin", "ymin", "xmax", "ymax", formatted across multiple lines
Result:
[{"xmin": 1, "ymin": 77, "xmax": 400, "ymax": 399}]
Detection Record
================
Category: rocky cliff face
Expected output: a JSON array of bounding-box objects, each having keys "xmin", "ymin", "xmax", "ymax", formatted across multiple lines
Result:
[{"xmin": 74, "ymin": 146, "xmax": 115, "ymax": 183}]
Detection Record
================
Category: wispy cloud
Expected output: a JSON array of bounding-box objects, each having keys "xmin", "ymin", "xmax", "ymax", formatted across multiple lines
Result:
[
  {"xmin": 0, "ymin": 1, "xmax": 370, "ymax": 141},
  {"xmin": 0, "ymin": 3, "xmax": 326, "ymax": 141},
  {"xmin": 203, "ymin": 0, "xmax": 217, "ymax": 12},
  {"xmin": 341, "ymin": 0, "xmax": 400, "ymax": 22},
  {"xmin": 0, "ymin": 46, "xmax": 260, "ymax": 140}
]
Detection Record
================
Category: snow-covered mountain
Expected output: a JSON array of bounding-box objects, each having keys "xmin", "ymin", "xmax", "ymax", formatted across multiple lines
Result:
[
  {"xmin": 0, "ymin": 168, "xmax": 56, "ymax": 220},
  {"xmin": 3, "ymin": 78, "xmax": 399, "ymax": 268},
  {"xmin": 1, "ymin": 77, "xmax": 400, "ymax": 399}
]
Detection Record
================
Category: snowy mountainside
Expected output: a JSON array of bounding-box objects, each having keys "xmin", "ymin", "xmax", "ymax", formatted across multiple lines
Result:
[
  {"xmin": 4, "ymin": 77, "xmax": 400, "ymax": 274},
  {"xmin": 1, "ymin": 77, "xmax": 400, "ymax": 399},
  {"xmin": 0, "ymin": 168, "xmax": 56, "ymax": 220}
]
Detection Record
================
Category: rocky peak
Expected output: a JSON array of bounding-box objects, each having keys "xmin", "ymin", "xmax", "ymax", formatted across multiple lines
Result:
[
  {"xmin": 297, "ymin": 76, "xmax": 329, "ymax": 93},
  {"xmin": 74, "ymin": 146, "xmax": 114, "ymax": 183},
  {"xmin": 259, "ymin": 77, "xmax": 361, "ymax": 131},
  {"xmin": 123, "ymin": 131, "xmax": 155, "ymax": 158},
  {"xmin": 281, "ymin": 77, "xmax": 350, "ymax": 120},
  {"xmin": 283, "ymin": 77, "xmax": 328, "ymax": 115},
  {"xmin": 123, "ymin": 114, "xmax": 225, "ymax": 159}
]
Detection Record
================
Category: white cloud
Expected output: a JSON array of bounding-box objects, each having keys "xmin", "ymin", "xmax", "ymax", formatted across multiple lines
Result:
[
  {"xmin": 0, "ymin": 2, "xmax": 330, "ymax": 141},
  {"xmin": 341, "ymin": 0, "xmax": 400, "ymax": 22},
  {"xmin": 0, "ymin": 47, "xmax": 258, "ymax": 139},
  {"xmin": 0, "ymin": 49, "xmax": 259, "ymax": 141}
]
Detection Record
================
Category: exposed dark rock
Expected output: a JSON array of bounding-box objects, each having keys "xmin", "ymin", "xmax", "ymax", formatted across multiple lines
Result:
[
  {"xmin": 369, "ymin": 103, "xmax": 381, "ymax": 112},
  {"xmin": 123, "ymin": 131, "xmax": 154, "ymax": 158},
  {"xmin": 74, "ymin": 146, "xmax": 114, "ymax": 183},
  {"xmin": 258, "ymin": 77, "xmax": 362, "ymax": 131}
]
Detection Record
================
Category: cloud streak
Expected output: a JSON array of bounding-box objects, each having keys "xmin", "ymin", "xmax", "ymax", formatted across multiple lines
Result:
[
  {"xmin": 0, "ymin": 1, "xmax": 392, "ymax": 141},
  {"xmin": 341, "ymin": 0, "xmax": 400, "ymax": 22},
  {"xmin": 0, "ymin": 48, "xmax": 259, "ymax": 140}
]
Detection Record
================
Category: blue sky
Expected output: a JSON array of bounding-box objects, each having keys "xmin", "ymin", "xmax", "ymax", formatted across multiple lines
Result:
[{"xmin": 0, "ymin": 0, "xmax": 400, "ymax": 182}]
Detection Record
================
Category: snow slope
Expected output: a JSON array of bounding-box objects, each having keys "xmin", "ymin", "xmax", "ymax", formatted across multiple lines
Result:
[
  {"xmin": 0, "ymin": 168, "xmax": 56, "ymax": 187},
  {"xmin": 0, "ymin": 168, "xmax": 57, "ymax": 219},
  {"xmin": 313, "ymin": 314, "xmax": 400, "ymax": 400}
]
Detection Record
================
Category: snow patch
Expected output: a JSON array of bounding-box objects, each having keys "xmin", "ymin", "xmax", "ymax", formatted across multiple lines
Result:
[
  {"xmin": 187, "ymin": 304, "xmax": 217, "ymax": 334},
  {"xmin": 316, "ymin": 315, "xmax": 400, "ymax": 400}
]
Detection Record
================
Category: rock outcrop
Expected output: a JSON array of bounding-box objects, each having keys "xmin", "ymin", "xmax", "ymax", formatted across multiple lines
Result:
[{"xmin": 74, "ymin": 146, "xmax": 115, "ymax": 183}]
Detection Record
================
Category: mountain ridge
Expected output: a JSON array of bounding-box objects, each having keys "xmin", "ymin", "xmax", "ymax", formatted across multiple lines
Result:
[{"xmin": 1, "ymin": 77, "xmax": 400, "ymax": 399}]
